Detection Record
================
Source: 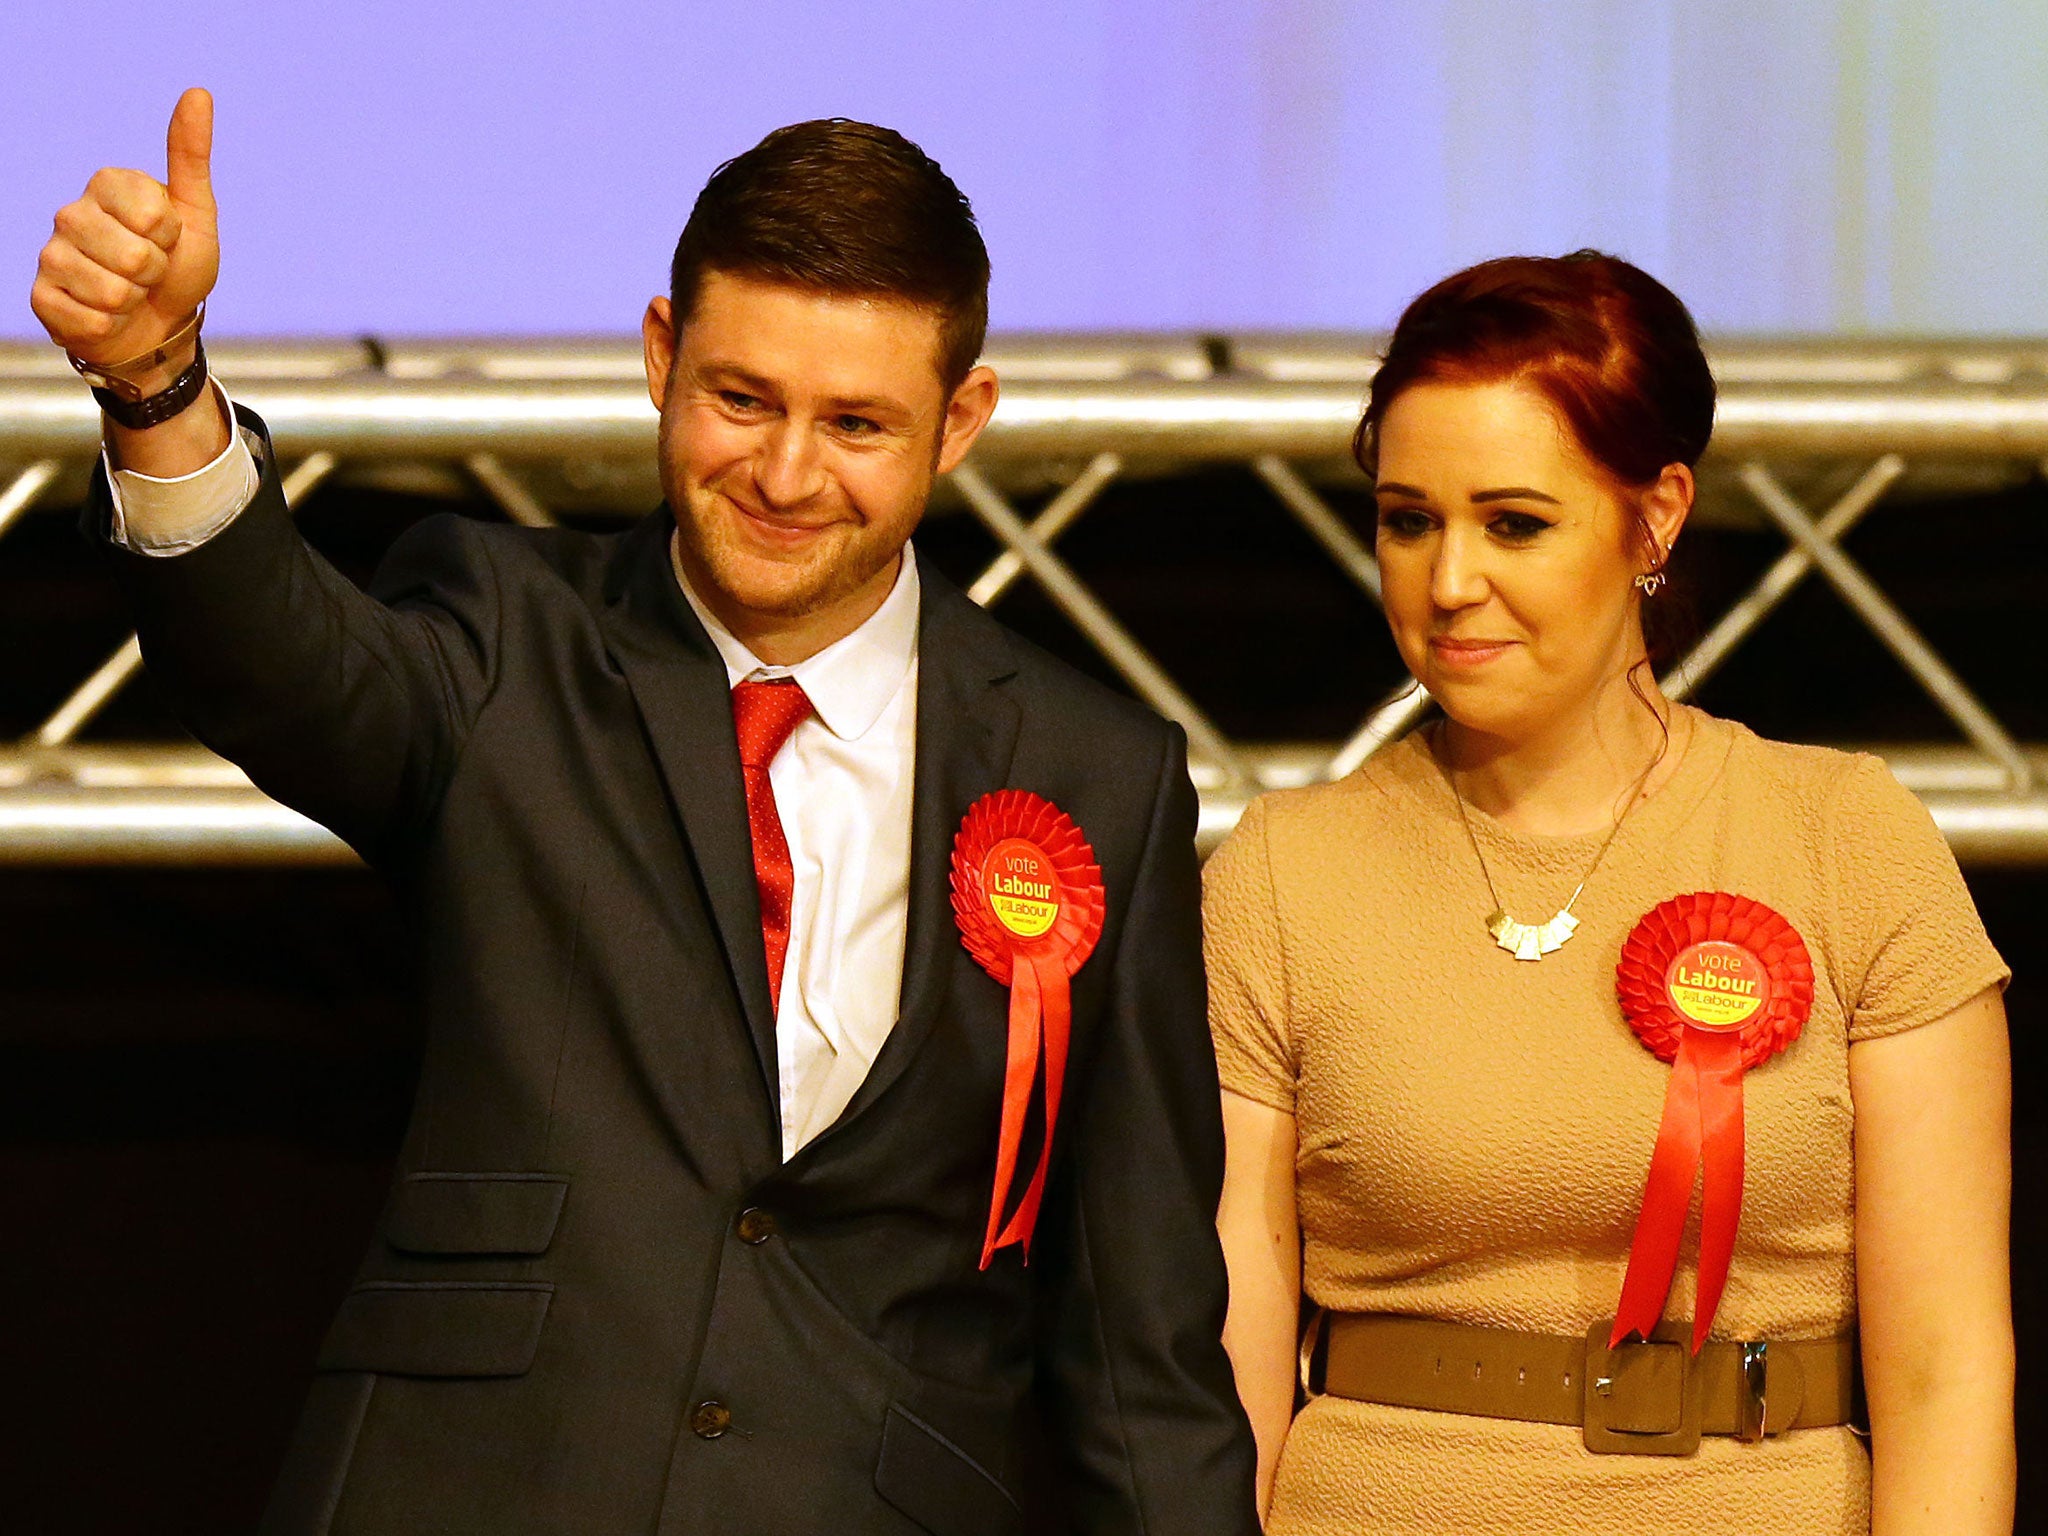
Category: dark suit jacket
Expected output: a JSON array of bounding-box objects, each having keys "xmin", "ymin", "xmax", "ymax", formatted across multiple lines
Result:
[{"xmin": 95, "ymin": 410, "xmax": 1259, "ymax": 1536}]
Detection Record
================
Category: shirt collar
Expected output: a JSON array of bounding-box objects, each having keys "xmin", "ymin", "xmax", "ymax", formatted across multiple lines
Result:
[{"xmin": 670, "ymin": 531, "xmax": 921, "ymax": 743}]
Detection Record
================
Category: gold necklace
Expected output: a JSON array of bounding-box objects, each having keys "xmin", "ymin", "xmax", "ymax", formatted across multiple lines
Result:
[{"xmin": 1443, "ymin": 728, "xmax": 1667, "ymax": 962}]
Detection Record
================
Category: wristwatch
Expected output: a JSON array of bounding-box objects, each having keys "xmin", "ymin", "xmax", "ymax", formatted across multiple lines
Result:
[{"xmin": 67, "ymin": 305, "xmax": 211, "ymax": 431}]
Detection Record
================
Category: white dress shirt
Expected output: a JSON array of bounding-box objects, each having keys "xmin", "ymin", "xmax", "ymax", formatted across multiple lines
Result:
[
  {"xmin": 102, "ymin": 381, "xmax": 921, "ymax": 1161},
  {"xmin": 101, "ymin": 379, "xmax": 262, "ymax": 551},
  {"xmin": 672, "ymin": 540, "xmax": 920, "ymax": 1159}
]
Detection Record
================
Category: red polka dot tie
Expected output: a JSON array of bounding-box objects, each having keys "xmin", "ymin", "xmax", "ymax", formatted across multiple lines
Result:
[{"xmin": 730, "ymin": 678, "xmax": 815, "ymax": 1011}]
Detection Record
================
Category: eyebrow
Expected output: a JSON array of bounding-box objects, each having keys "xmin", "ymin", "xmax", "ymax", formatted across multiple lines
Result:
[
  {"xmin": 1372, "ymin": 481, "xmax": 1562, "ymax": 506},
  {"xmin": 697, "ymin": 361, "xmax": 775, "ymax": 393}
]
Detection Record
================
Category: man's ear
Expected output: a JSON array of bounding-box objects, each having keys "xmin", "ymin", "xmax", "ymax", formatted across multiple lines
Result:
[
  {"xmin": 935, "ymin": 364, "xmax": 1000, "ymax": 475},
  {"xmin": 642, "ymin": 297, "xmax": 677, "ymax": 412}
]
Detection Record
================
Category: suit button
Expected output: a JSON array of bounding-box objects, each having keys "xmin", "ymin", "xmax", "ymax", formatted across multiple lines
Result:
[
  {"xmin": 689, "ymin": 1400, "xmax": 732, "ymax": 1439},
  {"xmin": 735, "ymin": 1207, "xmax": 777, "ymax": 1244}
]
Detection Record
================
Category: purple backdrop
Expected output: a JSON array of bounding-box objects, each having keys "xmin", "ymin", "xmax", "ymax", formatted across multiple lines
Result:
[{"xmin": 7, "ymin": 1, "xmax": 2048, "ymax": 336}]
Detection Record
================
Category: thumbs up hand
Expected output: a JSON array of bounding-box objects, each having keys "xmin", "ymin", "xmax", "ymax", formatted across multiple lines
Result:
[{"xmin": 32, "ymin": 88, "xmax": 220, "ymax": 370}]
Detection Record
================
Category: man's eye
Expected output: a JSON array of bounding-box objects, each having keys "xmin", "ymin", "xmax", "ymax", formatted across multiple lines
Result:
[
  {"xmin": 721, "ymin": 392, "xmax": 763, "ymax": 412},
  {"xmin": 834, "ymin": 414, "xmax": 880, "ymax": 436},
  {"xmin": 1376, "ymin": 507, "xmax": 1433, "ymax": 539}
]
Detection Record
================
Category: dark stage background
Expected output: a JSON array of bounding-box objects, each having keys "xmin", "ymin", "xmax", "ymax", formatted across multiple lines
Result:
[{"xmin": 1, "ymin": 470, "xmax": 2040, "ymax": 1533}]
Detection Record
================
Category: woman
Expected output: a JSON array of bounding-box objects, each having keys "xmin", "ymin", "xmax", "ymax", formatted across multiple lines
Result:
[{"xmin": 1207, "ymin": 252, "xmax": 2013, "ymax": 1534}]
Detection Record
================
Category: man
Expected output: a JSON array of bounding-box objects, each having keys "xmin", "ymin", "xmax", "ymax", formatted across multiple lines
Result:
[{"xmin": 32, "ymin": 90, "xmax": 1259, "ymax": 1534}]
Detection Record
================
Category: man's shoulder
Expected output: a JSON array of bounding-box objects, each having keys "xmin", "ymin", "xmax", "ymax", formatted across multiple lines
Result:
[
  {"xmin": 918, "ymin": 561, "xmax": 1178, "ymax": 759},
  {"xmin": 374, "ymin": 509, "xmax": 642, "ymax": 614},
  {"xmin": 1005, "ymin": 632, "xmax": 1177, "ymax": 751}
]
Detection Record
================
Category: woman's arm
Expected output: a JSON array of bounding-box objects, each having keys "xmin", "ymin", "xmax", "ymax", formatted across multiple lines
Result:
[
  {"xmin": 1850, "ymin": 986, "xmax": 2014, "ymax": 1536},
  {"xmin": 1218, "ymin": 1088, "xmax": 1302, "ymax": 1523}
]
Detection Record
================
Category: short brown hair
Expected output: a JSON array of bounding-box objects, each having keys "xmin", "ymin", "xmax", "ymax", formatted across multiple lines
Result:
[{"xmin": 669, "ymin": 119, "xmax": 990, "ymax": 393}]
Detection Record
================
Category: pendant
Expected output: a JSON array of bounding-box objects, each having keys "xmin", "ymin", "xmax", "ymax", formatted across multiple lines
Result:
[{"xmin": 1486, "ymin": 907, "xmax": 1579, "ymax": 961}]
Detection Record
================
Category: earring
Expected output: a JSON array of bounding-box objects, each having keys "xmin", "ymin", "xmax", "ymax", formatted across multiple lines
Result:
[{"xmin": 1635, "ymin": 540, "xmax": 1670, "ymax": 596}]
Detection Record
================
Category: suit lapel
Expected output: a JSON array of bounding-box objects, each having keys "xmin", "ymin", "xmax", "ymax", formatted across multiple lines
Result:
[
  {"xmin": 823, "ymin": 554, "xmax": 1021, "ymax": 1135},
  {"xmin": 598, "ymin": 514, "xmax": 781, "ymax": 1101},
  {"xmin": 598, "ymin": 528, "xmax": 1023, "ymax": 1153}
]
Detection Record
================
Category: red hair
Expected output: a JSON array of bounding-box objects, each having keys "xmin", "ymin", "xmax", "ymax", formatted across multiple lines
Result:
[{"xmin": 1355, "ymin": 250, "xmax": 1715, "ymax": 510}]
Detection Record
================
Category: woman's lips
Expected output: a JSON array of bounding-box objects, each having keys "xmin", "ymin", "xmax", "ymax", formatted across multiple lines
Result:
[{"xmin": 1429, "ymin": 636, "xmax": 1514, "ymax": 667}]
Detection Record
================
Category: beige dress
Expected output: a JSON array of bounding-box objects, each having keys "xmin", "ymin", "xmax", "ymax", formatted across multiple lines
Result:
[{"xmin": 1204, "ymin": 709, "xmax": 2008, "ymax": 1535}]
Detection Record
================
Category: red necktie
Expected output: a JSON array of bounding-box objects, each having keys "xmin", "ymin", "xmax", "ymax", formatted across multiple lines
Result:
[{"xmin": 730, "ymin": 679, "xmax": 815, "ymax": 1011}]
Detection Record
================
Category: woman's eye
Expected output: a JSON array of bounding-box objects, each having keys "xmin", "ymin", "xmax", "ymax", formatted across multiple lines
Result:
[
  {"xmin": 1490, "ymin": 511, "xmax": 1552, "ymax": 542},
  {"xmin": 1376, "ymin": 507, "xmax": 1433, "ymax": 539}
]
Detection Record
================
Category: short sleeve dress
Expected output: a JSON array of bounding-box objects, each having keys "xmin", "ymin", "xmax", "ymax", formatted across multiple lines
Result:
[{"xmin": 1203, "ymin": 709, "xmax": 2008, "ymax": 1535}]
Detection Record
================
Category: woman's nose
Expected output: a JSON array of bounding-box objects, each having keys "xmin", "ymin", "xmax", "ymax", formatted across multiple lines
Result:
[{"xmin": 1430, "ymin": 527, "xmax": 1490, "ymax": 611}]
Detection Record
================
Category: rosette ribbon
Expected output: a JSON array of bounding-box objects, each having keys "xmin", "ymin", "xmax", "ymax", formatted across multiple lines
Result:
[
  {"xmin": 1612, "ymin": 892, "xmax": 1813, "ymax": 1352},
  {"xmin": 951, "ymin": 790, "xmax": 1105, "ymax": 1268}
]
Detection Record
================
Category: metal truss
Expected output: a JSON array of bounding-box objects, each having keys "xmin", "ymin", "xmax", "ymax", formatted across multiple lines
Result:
[{"xmin": 1, "ymin": 334, "xmax": 2043, "ymax": 864}]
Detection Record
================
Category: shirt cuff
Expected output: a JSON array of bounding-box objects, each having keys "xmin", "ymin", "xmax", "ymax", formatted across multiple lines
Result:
[{"xmin": 104, "ymin": 379, "xmax": 264, "ymax": 556}]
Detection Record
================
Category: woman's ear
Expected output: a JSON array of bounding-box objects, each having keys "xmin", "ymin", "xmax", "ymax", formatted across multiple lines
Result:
[{"xmin": 1639, "ymin": 462, "xmax": 1695, "ymax": 571}]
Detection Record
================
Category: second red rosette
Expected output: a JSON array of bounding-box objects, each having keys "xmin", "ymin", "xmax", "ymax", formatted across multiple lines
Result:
[
  {"xmin": 952, "ymin": 789, "xmax": 1106, "ymax": 1267},
  {"xmin": 1611, "ymin": 891, "xmax": 1814, "ymax": 1351}
]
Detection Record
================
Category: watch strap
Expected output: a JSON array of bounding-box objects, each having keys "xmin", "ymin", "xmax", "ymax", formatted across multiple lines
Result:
[
  {"xmin": 68, "ymin": 303, "xmax": 207, "ymax": 396},
  {"xmin": 93, "ymin": 338, "xmax": 209, "ymax": 431}
]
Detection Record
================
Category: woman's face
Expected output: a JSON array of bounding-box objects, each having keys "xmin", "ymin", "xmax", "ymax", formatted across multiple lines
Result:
[{"xmin": 1373, "ymin": 377, "xmax": 1679, "ymax": 744}]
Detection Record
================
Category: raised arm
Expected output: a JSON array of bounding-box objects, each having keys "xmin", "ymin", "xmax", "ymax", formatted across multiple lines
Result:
[
  {"xmin": 1851, "ymin": 986, "xmax": 2015, "ymax": 1536},
  {"xmin": 32, "ymin": 89, "xmax": 499, "ymax": 865}
]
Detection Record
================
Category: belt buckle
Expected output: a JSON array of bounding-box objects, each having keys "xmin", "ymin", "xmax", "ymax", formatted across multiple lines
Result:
[
  {"xmin": 1582, "ymin": 1319, "xmax": 1702, "ymax": 1456},
  {"xmin": 1738, "ymin": 1340, "xmax": 1769, "ymax": 1442}
]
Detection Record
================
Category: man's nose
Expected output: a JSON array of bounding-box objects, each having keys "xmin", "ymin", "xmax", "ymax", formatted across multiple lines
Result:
[{"xmin": 752, "ymin": 419, "xmax": 827, "ymax": 509}]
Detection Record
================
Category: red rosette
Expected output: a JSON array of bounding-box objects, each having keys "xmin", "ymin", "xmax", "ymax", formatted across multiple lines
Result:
[
  {"xmin": 951, "ymin": 790, "xmax": 1106, "ymax": 1267},
  {"xmin": 1616, "ymin": 891, "xmax": 1812, "ymax": 1070},
  {"xmin": 951, "ymin": 789, "xmax": 1106, "ymax": 988},
  {"xmin": 1610, "ymin": 893, "xmax": 1814, "ymax": 1352}
]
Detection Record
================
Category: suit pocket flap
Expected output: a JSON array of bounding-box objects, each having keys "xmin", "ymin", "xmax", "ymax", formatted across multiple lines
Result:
[
  {"xmin": 385, "ymin": 1173, "xmax": 567, "ymax": 1256},
  {"xmin": 873, "ymin": 1404, "xmax": 1021, "ymax": 1536},
  {"xmin": 318, "ymin": 1281, "xmax": 552, "ymax": 1378}
]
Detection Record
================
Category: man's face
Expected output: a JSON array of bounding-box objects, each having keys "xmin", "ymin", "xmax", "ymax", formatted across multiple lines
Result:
[{"xmin": 643, "ymin": 269, "xmax": 996, "ymax": 660}]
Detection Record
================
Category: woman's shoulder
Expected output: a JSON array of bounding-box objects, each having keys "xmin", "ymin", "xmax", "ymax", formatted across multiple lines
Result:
[
  {"xmin": 1685, "ymin": 712, "xmax": 1943, "ymax": 879},
  {"xmin": 1238, "ymin": 730, "xmax": 1441, "ymax": 839},
  {"xmin": 1691, "ymin": 717, "xmax": 2003, "ymax": 1038},
  {"xmin": 1205, "ymin": 732, "xmax": 1443, "ymax": 904},
  {"xmin": 1698, "ymin": 711, "xmax": 1906, "ymax": 809}
]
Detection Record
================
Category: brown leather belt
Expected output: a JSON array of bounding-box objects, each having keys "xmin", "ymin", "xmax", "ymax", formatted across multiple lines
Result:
[{"xmin": 1313, "ymin": 1312, "xmax": 1860, "ymax": 1456}]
